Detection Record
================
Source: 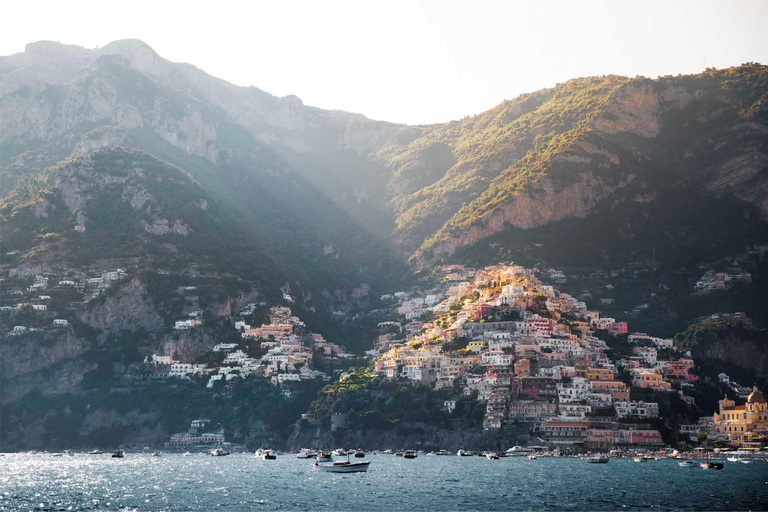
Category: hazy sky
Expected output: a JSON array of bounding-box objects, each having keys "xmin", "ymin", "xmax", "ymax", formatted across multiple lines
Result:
[{"xmin": 3, "ymin": 0, "xmax": 768, "ymax": 124}]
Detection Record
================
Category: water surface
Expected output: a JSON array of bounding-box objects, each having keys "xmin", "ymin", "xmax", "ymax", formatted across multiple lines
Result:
[{"xmin": 1, "ymin": 453, "xmax": 767, "ymax": 510}]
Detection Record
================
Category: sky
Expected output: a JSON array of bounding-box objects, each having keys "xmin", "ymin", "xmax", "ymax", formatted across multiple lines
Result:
[{"xmin": 2, "ymin": 0, "xmax": 768, "ymax": 125}]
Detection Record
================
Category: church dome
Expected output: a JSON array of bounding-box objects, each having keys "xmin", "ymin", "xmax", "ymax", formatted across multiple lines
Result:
[{"xmin": 747, "ymin": 386, "xmax": 766, "ymax": 404}]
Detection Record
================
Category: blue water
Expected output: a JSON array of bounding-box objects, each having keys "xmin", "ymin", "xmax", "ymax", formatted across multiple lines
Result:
[{"xmin": 1, "ymin": 453, "xmax": 767, "ymax": 510}]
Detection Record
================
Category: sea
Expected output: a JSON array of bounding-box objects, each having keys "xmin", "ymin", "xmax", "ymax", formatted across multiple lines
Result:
[{"xmin": 2, "ymin": 453, "xmax": 767, "ymax": 511}]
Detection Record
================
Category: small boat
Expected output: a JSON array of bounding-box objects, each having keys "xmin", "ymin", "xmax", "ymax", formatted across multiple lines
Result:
[
  {"xmin": 457, "ymin": 450, "xmax": 473, "ymax": 457},
  {"xmin": 435, "ymin": 450, "xmax": 451, "ymax": 456},
  {"xmin": 88, "ymin": 449, "xmax": 103, "ymax": 455},
  {"xmin": 678, "ymin": 460, "xmax": 696, "ymax": 467},
  {"xmin": 297, "ymin": 449, "xmax": 318, "ymax": 459},
  {"xmin": 183, "ymin": 451, "xmax": 192, "ymax": 457},
  {"xmin": 485, "ymin": 452, "xmax": 500, "ymax": 460},
  {"xmin": 633, "ymin": 456, "xmax": 648, "ymax": 462},
  {"xmin": 332, "ymin": 448, "xmax": 347, "ymax": 457},
  {"xmin": 111, "ymin": 450, "xmax": 125, "ymax": 458},
  {"xmin": 527, "ymin": 454, "xmax": 537, "ymax": 460},
  {"xmin": 740, "ymin": 459, "xmax": 752, "ymax": 464},
  {"xmin": 64, "ymin": 450, "xmax": 74, "ymax": 457},
  {"xmin": 505, "ymin": 446, "xmax": 535, "ymax": 457},
  {"xmin": 395, "ymin": 451, "xmax": 404, "ymax": 457},
  {"xmin": 261, "ymin": 449, "xmax": 277, "ymax": 460},
  {"xmin": 354, "ymin": 449, "xmax": 365, "ymax": 458},
  {"xmin": 403, "ymin": 450, "xmax": 417, "ymax": 459},
  {"xmin": 314, "ymin": 459, "xmax": 371, "ymax": 473},
  {"xmin": 316, "ymin": 452, "xmax": 333, "ymax": 463},
  {"xmin": 150, "ymin": 452, "xmax": 160, "ymax": 457},
  {"xmin": 700, "ymin": 461, "xmax": 724, "ymax": 470},
  {"xmin": 727, "ymin": 456, "xmax": 740, "ymax": 462},
  {"xmin": 210, "ymin": 448, "xmax": 230, "ymax": 457},
  {"xmin": 315, "ymin": 446, "xmax": 370, "ymax": 473},
  {"xmin": 587, "ymin": 456, "xmax": 609, "ymax": 464}
]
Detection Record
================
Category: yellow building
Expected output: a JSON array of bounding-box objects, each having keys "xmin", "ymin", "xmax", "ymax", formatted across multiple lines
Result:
[{"xmin": 712, "ymin": 386, "xmax": 768, "ymax": 442}]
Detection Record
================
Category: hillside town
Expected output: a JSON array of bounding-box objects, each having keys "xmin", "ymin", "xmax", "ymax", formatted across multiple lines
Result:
[
  {"xmin": 371, "ymin": 263, "xmax": 768, "ymax": 451},
  {"xmin": 2, "ymin": 256, "xmax": 766, "ymax": 453}
]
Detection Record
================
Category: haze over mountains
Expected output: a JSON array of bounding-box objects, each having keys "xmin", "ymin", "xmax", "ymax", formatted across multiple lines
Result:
[
  {"xmin": 2, "ymin": 40, "xmax": 768, "ymax": 314},
  {"xmin": 2, "ymin": 39, "xmax": 768, "ymax": 453}
]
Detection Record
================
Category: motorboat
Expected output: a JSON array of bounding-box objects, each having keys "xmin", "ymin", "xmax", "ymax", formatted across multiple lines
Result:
[
  {"xmin": 64, "ymin": 450, "xmax": 74, "ymax": 457},
  {"xmin": 726, "ymin": 456, "xmax": 740, "ymax": 462},
  {"xmin": 700, "ymin": 461, "xmax": 724, "ymax": 470},
  {"xmin": 527, "ymin": 454, "xmax": 537, "ymax": 460},
  {"xmin": 210, "ymin": 448, "xmax": 230, "ymax": 457},
  {"xmin": 435, "ymin": 450, "xmax": 452, "ymax": 456},
  {"xmin": 316, "ymin": 452, "xmax": 333, "ymax": 463},
  {"xmin": 485, "ymin": 452, "xmax": 500, "ymax": 460},
  {"xmin": 314, "ymin": 459, "xmax": 371, "ymax": 473},
  {"xmin": 403, "ymin": 450, "xmax": 417, "ymax": 459},
  {"xmin": 395, "ymin": 451, "xmax": 404, "ymax": 457},
  {"xmin": 586, "ymin": 455, "xmax": 610, "ymax": 463},
  {"xmin": 150, "ymin": 452, "xmax": 160, "ymax": 457},
  {"xmin": 111, "ymin": 450, "xmax": 125, "ymax": 458},
  {"xmin": 183, "ymin": 451, "xmax": 192, "ymax": 457},
  {"xmin": 261, "ymin": 449, "xmax": 277, "ymax": 460},
  {"xmin": 633, "ymin": 456, "xmax": 648, "ymax": 462},
  {"xmin": 87, "ymin": 449, "xmax": 103, "ymax": 455},
  {"xmin": 297, "ymin": 449, "xmax": 318, "ymax": 459},
  {"xmin": 678, "ymin": 460, "xmax": 696, "ymax": 467},
  {"xmin": 505, "ymin": 446, "xmax": 534, "ymax": 457},
  {"xmin": 315, "ymin": 448, "xmax": 370, "ymax": 473},
  {"xmin": 354, "ymin": 449, "xmax": 365, "ymax": 458},
  {"xmin": 457, "ymin": 450, "xmax": 473, "ymax": 457},
  {"xmin": 332, "ymin": 448, "xmax": 347, "ymax": 457}
]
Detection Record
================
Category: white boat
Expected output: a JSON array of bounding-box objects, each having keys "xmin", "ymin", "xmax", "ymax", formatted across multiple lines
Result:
[
  {"xmin": 586, "ymin": 456, "xmax": 609, "ymax": 463},
  {"xmin": 314, "ymin": 460, "xmax": 370, "ymax": 473},
  {"xmin": 485, "ymin": 452, "xmax": 500, "ymax": 460},
  {"xmin": 183, "ymin": 451, "xmax": 192, "ymax": 457},
  {"xmin": 678, "ymin": 460, "xmax": 696, "ymax": 467},
  {"xmin": 316, "ymin": 452, "xmax": 333, "ymax": 463},
  {"xmin": 111, "ymin": 450, "xmax": 125, "ymax": 458},
  {"xmin": 87, "ymin": 449, "xmax": 103, "ymax": 455},
  {"xmin": 261, "ymin": 449, "xmax": 276, "ymax": 460},
  {"xmin": 403, "ymin": 450, "xmax": 417, "ymax": 459},
  {"xmin": 332, "ymin": 448, "xmax": 347, "ymax": 457},
  {"xmin": 527, "ymin": 454, "xmax": 537, "ymax": 460},
  {"xmin": 456, "ymin": 449, "xmax": 473, "ymax": 456},
  {"xmin": 297, "ymin": 449, "xmax": 318, "ymax": 459},
  {"xmin": 210, "ymin": 448, "xmax": 230, "ymax": 457},
  {"xmin": 505, "ymin": 446, "xmax": 534, "ymax": 457},
  {"xmin": 633, "ymin": 456, "xmax": 648, "ymax": 462},
  {"xmin": 354, "ymin": 449, "xmax": 365, "ymax": 458},
  {"xmin": 726, "ymin": 456, "xmax": 740, "ymax": 462}
]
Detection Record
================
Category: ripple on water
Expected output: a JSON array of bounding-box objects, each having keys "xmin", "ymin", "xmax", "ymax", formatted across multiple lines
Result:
[{"xmin": 1, "ymin": 455, "xmax": 768, "ymax": 510}]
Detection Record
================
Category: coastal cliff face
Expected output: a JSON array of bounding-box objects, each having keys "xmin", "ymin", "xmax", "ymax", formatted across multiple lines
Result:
[
  {"xmin": 0, "ymin": 332, "xmax": 90, "ymax": 404},
  {"xmin": 80, "ymin": 278, "xmax": 165, "ymax": 333},
  {"xmin": 692, "ymin": 334, "xmax": 768, "ymax": 380}
]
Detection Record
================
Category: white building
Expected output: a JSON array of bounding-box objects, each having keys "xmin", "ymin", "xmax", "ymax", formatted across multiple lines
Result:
[{"xmin": 614, "ymin": 401, "xmax": 659, "ymax": 419}]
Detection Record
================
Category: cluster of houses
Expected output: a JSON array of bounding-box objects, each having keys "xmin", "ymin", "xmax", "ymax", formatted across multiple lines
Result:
[
  {"xmin": 0, "ymin": 266, "xmax": 128, "ymax": 334},
  {"xmin": 371, "ymin": 264, "xmax": 723, "ymax": 450},
  {"xmin": 145, "ymin": 306, "xmax": 347, "ymax": 392},
  {"xmin": 694, "ymin": 267, "xmax": 752, "ymax": 292}
]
